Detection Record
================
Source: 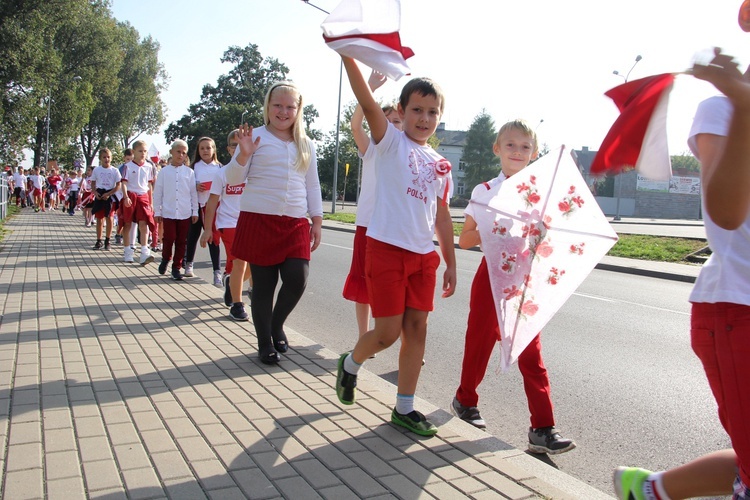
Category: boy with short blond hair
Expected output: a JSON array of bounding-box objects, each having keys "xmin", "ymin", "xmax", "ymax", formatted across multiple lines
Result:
[{"xmin": 120, "ymin": 140, "xmax": 155, "ymax": 265}]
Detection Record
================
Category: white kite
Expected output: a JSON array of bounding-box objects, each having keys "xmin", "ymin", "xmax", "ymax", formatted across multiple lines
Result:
[{"xmin": 472, "ymin": 146, "xmax": 619, "ymax": 372}]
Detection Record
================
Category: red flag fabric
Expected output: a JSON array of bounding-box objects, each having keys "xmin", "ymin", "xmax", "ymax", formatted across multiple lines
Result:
[
  {"xmin": 591, "ymin": 73, "xmax": 675, "ymax": 181},
  {"xmin": 322, "ymin": 0, "xmax": 414, "ymax": 81}
]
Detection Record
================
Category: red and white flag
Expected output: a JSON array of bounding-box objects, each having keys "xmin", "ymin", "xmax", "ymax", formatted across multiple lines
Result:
[
  {"xmin": 322, "ymin": 0, "xmax": 414, "ymax": 81},
  {"xmin": 147, "ymin": 144, "xmax": 160, "ymax": 164},
  {"xmin": 591, "ymin": 73, "xmax": 676, "ymax": 181}
]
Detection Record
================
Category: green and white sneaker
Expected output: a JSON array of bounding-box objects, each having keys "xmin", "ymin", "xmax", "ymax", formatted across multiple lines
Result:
[
  {"xmin": 613, "ymin": 466, "xmax": 653, "ymax": 500},
  {"xmin": 391, "ymin": 409, "xmax": 438, "ymax": 436}
]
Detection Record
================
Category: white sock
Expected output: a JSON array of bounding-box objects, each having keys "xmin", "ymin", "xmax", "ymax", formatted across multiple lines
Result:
[
  {"xmin": 141, "ymin": 245, "xmax": 148, "ymax": 253},
  {"xmin": 645, "ymin": 472, "xmax": 671, "ymax": 500},
  {"xmin": 395, "ymin": 393, "xmax": 414, "ymax": 415},
  {"xmin": 343, "ymin": 353, "xmax": 361, "ymax": 375}
]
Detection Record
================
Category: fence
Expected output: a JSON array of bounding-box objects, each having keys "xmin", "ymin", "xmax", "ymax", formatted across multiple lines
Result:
[{"xmin": 0, "ymin": 175, "xmax": 8, "ymax": 220}]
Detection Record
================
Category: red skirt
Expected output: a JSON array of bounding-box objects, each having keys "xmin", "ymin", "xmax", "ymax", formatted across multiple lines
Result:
[{"xmin": 233, "ymin": 212, "xmax": 311, "ymax": 266}]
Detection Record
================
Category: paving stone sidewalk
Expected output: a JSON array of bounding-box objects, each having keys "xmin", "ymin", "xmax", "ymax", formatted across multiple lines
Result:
[{"xmin": 0, "ymin": 210, "xmax": 609, "ymax": 499}]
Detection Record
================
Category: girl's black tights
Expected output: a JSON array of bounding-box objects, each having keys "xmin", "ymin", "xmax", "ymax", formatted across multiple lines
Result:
[{"xmin": 250, "ymin": 258, "xmax": 309, "ymax": 354}]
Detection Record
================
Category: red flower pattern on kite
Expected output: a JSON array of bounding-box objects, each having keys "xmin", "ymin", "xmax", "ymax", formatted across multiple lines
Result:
[
  {"xmin": 558, "ymin": 185, "xmax": 585, "ymax": 218},
  {"xmin": 517, "ymin": 175, "xmax": 540, "ymax": 208}
]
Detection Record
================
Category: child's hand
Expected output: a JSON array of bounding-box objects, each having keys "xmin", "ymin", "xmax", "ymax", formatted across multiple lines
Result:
[
  {"xmin": 442, "ymin": 266, "xmax": 456, "ymax": 298},
  {"xmin": 199, "ymin": 230, "xmax": 211, "ymax": 248},
  {"xmin": 693, "ymin": 48, "xmax": 750, "ymax": 110},
  {"xmin": 235, "ymin": 124, "xmax": 261, "ymax": 165},
  {"xmin": 367, "ymin": 70, "xmax": 387, "ymax": 92},
  {"xmin": 154, "ymin": 216, "xmax": 162, "ymax": 224}
]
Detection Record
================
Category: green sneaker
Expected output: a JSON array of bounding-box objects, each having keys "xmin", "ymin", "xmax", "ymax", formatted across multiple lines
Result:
[
  {"xmin": 613, "ymin": 466, "xmax": 653, "ymax": 500},
  {"xmin": 335, "ymin": 353, "xmax": 357, "ymax": 405},
  {"xmin": 391, "ymin": 409, "xmax": 438, "ymax": 436}
]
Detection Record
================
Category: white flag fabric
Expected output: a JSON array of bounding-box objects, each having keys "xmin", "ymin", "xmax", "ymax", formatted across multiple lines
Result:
[
  {"xmin": 147, "ymin": 144, "xmax": 160, "ymax": 164},
  {"xmin": 322, "ymin": 0, "xmax": 414, "ymax": 80},
  {"xmin": 472, "ymin": 147, "xmax": 619, "ymax": 372}
]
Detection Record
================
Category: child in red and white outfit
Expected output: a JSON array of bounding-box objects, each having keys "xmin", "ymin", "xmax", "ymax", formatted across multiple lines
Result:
[
  {"xmin": 343, "ymin": 70, "xmax": 403, "ymax": 340},
  {"xmin": 227, "ymin": 81, "xmax": 323, "ymax": 365},
  {"xmin": 335, "ymin": 57, "xmax": 456, "ymax": 437},
  {"xmin": 185, "ymin": 137, "xmax": 222, "ymax": 284},
  {"xmin": 451, "ymin": 120, "xmax": 575, "ymax": 455},
  {"xmin": 120, "ymin": 139, "xmax": 156, "ymax": 265},
  {"xmin": 614, "ymin": 8, "xmax": 750, "ymax": 495},
  {"xmin": 66, "ymin": 170, "xmax": 80, "ymax": 216},
  {"xmin": 28, "ymin": 167, "xmax": 44, "ymax": 212},
  {"xmin": 201, "ymin": 130, "xmax": 253, "ymax": 321},
  {"xmin": 90, "ymin": 148, "xmax": 122, "ymax": 250},
  {"xmin": 153, "ymin": 140, "xmax": 198, "ymax": 280}
]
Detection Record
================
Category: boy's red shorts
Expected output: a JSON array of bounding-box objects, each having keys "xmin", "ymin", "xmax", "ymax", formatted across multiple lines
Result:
[
  {"xmin": 342, "ymin": 225, "xmax": 369, "ymax": 304},
  {"xmin": 365, "ymin": 237, "xmax": 439, "ymax": 318},
  {"xmin": 121, "ymin": 192, "xmax": 154, "ymax": 225}
]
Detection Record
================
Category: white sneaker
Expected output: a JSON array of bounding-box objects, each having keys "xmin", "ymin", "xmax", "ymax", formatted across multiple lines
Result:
[
  {"xmin": 184, "ymin": 262, "xmax": 194, "ymax": 277},
  {"xmin": 213, "ymin": 270, "xmax": 223, "ymax": 287},
  {"xmin": 139, "ymin": 247, "xmax": 154, "ymax": 266},
  {"xmin": 123, "ymin": 247, "xmax": 134, "ymax": 263}
]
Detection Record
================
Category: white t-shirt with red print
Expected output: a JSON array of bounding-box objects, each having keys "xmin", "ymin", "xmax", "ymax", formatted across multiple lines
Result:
[
  {"xmin": 209, "ymin": 168, "xmax": 244, "ymax": 229},
  {"xmin": 366, "ymin": 123, "xmax": 453, "ymax": 255},
  {"xmin": 122, "ymin": 160, "xmax": 154, "ymax": 195},
  {"xmin": 193, "ymin": 160, "xmax": 221, "ymax": 208}
]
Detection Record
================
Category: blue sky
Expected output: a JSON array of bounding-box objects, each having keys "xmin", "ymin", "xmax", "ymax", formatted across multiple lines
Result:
[{"xmin": 97, "ymin": 1, "xmax": 750, "ymax": 161}]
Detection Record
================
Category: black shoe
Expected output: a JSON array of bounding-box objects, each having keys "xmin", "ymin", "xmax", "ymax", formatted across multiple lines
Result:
[
  {"xmin": 92, "ymin": 240, "xmax": 102, "ymax": 250},
  {"xmin": 528, "ymin": 426, "xmax": 576, "ymax": 455},
  {"xmin": 104, "ymin": 238, "xmax": 111, "ymax": 251},
  {"xmin": 451, "ymin": 397, "xmax": 487, "ymax": 429},
  {"xmin": 158, "ymin": 259, "xmax": 169, "ymax": 275},
  {"xmin": 229, "ymin": 302, "xmax": 248, "ymax": 321},
  {"xmin": 272, "ymin": 331, "xmax": 288, "ymax": 353},
  {"xmin": 171, "ymin": 268, "xmax": 183, "ymax": 281},
  {"xmin": 223, "ymin": 274, "xmax": 232, "ymax": 307},
  {"xmin": 335, "ymin": 353, "xmax": 357, "ymax": 405}
]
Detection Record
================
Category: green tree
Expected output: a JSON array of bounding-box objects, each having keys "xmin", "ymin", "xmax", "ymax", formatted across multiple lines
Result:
[
  {"xmin": 79, "ymin": 21, "xmax": 167, "ymax": 166},
  {"xmin": 461, "ymin": 110, "xmax": 498, "ymax": 194},
  {"xmin": 165, "ymin": 44, "xmax": 318, "ymax": 164},
  {"xmin": 671, "ymin": 152, "xmax": 700, "ymax": 174},
  {"xmin": 316, "ymin": 101, "xmax": 360, "ymax": 201}
]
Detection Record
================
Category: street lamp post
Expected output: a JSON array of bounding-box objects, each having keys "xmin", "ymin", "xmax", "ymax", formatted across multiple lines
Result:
[
  {"xmin": 301, "ymin": 0, "xmax": 342, "ymax": 214},
  {"xmin": 241, "ymin": 109, "xmax": 248, "ymax": 125},
  {"xmin": 611, "ymin": 55, "xmax": 642, "ymax": 221},
  {"xmin": 45, "ymin": 75, "xmax": 82, "ymax": 166}
]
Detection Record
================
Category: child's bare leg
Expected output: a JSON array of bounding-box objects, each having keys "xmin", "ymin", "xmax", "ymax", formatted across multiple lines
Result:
[
  {"xmin": 138, "ymin": 220, "xmax": 149, "ymax": 247},
  {"xmin": 397, "ymin": 308, "xmax": 428, "ymax": 396},
  {"xmin": 96, "ymin": 218, "xmax": 104, "ymax": 240},
  {"xmin": 104, "ymin": 217, "xmax": 113, "ymax": 239},
  {"xmin": 662, "ymin": 449, "xmax": 736, "ymax": 498},
  {"xmin": 351, "ymin": 314, "xmax": 402, "ymax": 363},
  {"xmin": 122, "ymin": 222, "xmax": 132, "ymax": 247},
  {"xmin": 355, "ymin": 302, "xmax": 371, "ymax": 338},
  {"xmin": 230, "ymin": 259, "xmax": 247, "ymax": 303}
]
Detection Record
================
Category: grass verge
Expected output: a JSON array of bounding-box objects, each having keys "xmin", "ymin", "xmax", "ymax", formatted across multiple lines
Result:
[
  {"xmin": 0, "ymin": 204, "xmax": 20, "ymax": 243},
  {"xmin": 324, "ymin": 214, "xmax": 707, "ymax": 264}
]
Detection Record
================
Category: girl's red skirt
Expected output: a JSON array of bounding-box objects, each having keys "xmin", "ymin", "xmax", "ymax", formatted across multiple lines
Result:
[{"xmin": 233, "ymin": 212, "xmax": 311, "ymax": 266}]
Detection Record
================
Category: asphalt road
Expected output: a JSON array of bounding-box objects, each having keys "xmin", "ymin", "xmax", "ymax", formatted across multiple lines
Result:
[{"xmin": 191, "ymin": 226, "xmax": 728, "ymax": 495}]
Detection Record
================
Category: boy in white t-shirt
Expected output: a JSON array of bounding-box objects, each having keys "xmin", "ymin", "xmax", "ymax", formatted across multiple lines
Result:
[
  {"xmin": 614, "ymin": 12, "xmax": 750, "ymax": 497},
  {"xmin": 335, "ymin": 57, "xmax": 456, "ymax": 436},
  {"xmin": 28, "ymin": 167, "xmax": 44, "ymax": 212},
  {"xmin": 120, "ymin": 140, "xmax": 156, "ymax": 265},
  {"xmin": 200, "ymin": 130, "xmax": 253, "ymax": 320},
  {"xmin": 90, "ymin": 149, "xmax": 122, "ymax": 250}
]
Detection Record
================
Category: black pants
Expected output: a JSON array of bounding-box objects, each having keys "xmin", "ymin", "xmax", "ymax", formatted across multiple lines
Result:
[
  {"xmin": 185, "ymin": 207, "xmax": 219, "ymax": 270},
  {"xmin": 250, "ymin": 258, "xmax": 309, "ymax": 353}
]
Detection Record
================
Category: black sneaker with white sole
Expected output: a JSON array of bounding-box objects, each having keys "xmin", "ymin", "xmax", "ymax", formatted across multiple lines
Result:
[
  {"xmin": 229, "ymin": 302, "xmax": 248, "ymax": 321},
  {"xmin": 527, "ymin": 426, "xmax": 576, "ymax": 455},
  {"xmin": 451, "ymin": 397, "xmax": 486, "ymax": 429}
]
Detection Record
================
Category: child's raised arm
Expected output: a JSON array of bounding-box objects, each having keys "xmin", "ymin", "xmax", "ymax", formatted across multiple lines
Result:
[
  {"xmin": 351, "ymin": 70, "xmax": 388, "ymax": 154},
  {"xmin": 342, "ymin": 57, "xmax": 388, "ymax": 144}
]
